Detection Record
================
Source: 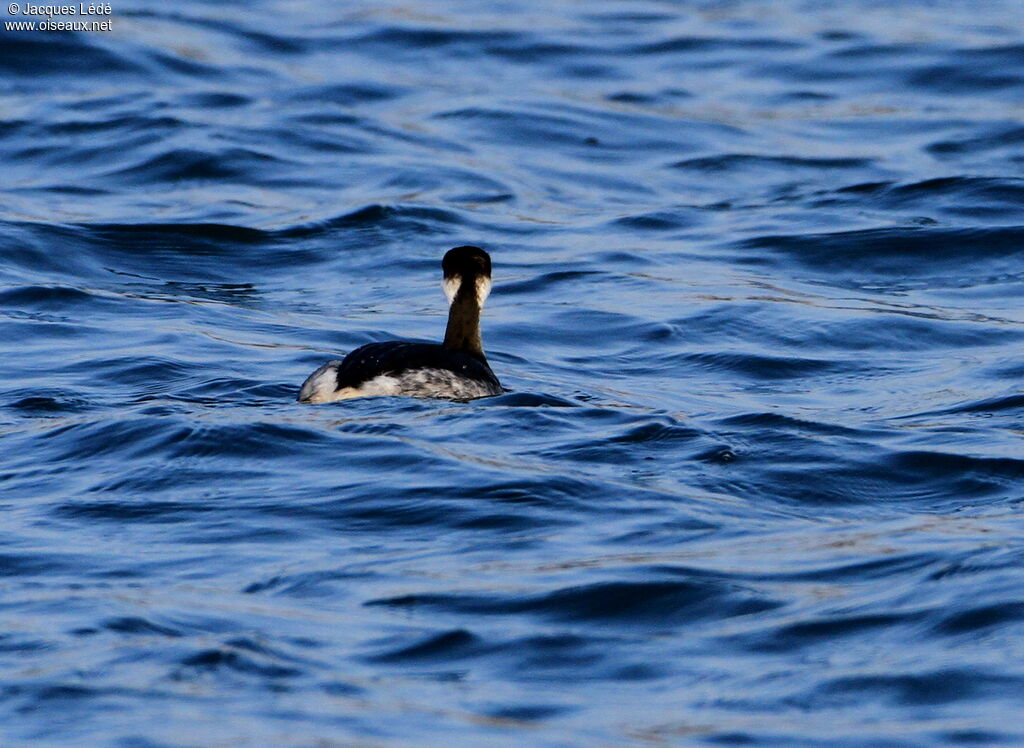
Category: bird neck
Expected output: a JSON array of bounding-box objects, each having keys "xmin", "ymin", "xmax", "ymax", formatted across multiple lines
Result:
[{"xmin": 443, "ymin": 278, "xmax": 485, "ymax": 358}]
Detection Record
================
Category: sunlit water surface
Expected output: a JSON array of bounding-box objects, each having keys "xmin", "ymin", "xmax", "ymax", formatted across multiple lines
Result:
[{"xmin": 3, "ymin": 0, "xmax": 1024, "ymax": 745}]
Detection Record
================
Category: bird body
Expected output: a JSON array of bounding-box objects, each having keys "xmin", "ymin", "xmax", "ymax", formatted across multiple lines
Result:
[{"xmin": 298, "ymin": 246, "xmax": 501, "ymax": 403}]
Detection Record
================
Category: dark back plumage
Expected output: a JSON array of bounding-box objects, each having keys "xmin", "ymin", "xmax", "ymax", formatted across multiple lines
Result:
[{"xmin": 334, "ymin": 341, "xmax": 500, "ymax": 391}]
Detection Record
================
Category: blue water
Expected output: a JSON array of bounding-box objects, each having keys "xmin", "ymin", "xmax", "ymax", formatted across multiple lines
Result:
[{"xmin": 3, "ymin": 0, "xmax": 1024, "ymax": 744}]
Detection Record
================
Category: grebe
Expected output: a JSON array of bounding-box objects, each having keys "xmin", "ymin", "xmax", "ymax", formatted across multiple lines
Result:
[{"xmin": 297, "ymin": 245, "xmax": 502, "ymax": 403}]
